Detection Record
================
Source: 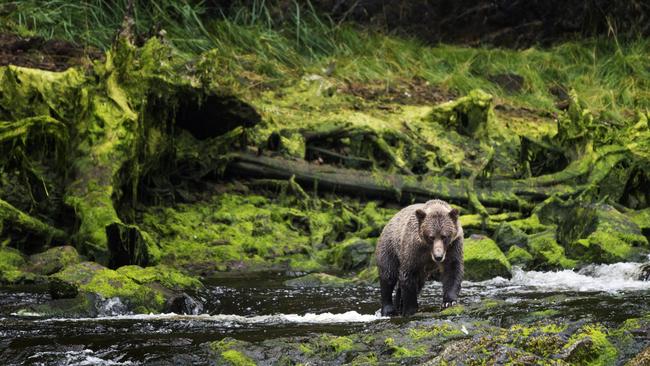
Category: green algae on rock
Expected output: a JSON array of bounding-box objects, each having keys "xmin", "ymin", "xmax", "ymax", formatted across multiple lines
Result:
[{"xmin": 463, "ymin": 235, "xmax": 511, "ymax": 281}]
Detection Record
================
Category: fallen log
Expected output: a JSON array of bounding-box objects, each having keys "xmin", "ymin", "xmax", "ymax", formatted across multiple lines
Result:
[
  {"xmin": 224, "ymin": 152, "xmax": 587, "ymax": 211},
  {"xmin": 0, "ymin": 198, "xmax": 67, "ymax": 243}
]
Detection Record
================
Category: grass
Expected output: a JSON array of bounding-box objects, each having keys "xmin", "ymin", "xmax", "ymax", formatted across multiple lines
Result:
[{"xmin": 1, "ymin": 0, "xmax": 649, "ymax": 118}]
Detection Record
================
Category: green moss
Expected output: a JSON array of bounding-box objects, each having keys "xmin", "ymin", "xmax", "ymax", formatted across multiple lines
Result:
[
  {"xmin": 0, "ymin": 246, "xmax": 37, "ymax": 283},
  {"xmin": 429, "ymin": 89, "xmax": 493, "ymax": 138},
  {"xmin": 508, "ymin": 214, "xmax": 552, "ymax": 234},
  {"xmin": 327, "ymin": 237, "xmax": 374, "ymax": 271},
  {"xmin": 384, "ymin": 337, "xmax": 427, "ymax": 359},
  {"xmin": 508, "ymin": 323, "xmax": 567, "ymax": 357},
  {"xmin": 527, "ymin": 230, "xmax": 577, "ymax": 270},
  {"xmin": 116, "ymin": 265, "xmax": 202, "ymax": 290},
  {"xmin": 211, "ymin": 338, "xmax": 256, "ymax": 366},
  {"xmin": 506, "ymin": 246, "xmax": 533, "ymax": 267},
  {"xmin": 440, "ymin": 304, "xmax": 465, "ymax": 316},
  {"xmin": 220, "ymin": 350, "xmax": 256, "ymax": 366},
  {"xmin": 408, "ymin": 323, "xmax": 465, "ymax": 341},
  {"xmin": 322, "ymin": 335, "xmax": 355, "ymax": 354},
  {"xmin": 463, "ymin": 236, "xmax": 511, "ymax": 281},
  {"xmin": 563, "ymin": 324, "xmax": 618, "ymax": 366},
  {"xmin": 629, "ymin": 208, "xmax": 650, "ymax": 231},
  {"xmin": 350, "ymin": 353, "xmax": 378, "ymax": 366},
  {"xmin": 529, "ymin": 309, "xmax": 560, "ymax": 318}
]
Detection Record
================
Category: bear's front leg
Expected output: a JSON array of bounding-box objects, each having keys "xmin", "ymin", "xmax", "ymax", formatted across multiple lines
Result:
[
  {"xmin": 399, "ymin": 270, "xmax": 419, "ymax": 316},
  {"xmin": 441, "ymin": 257, "xmax": 463, "ymax": 309}
]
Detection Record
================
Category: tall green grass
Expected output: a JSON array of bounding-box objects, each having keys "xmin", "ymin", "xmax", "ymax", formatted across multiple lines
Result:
[{"xmin": 2, "ymin": 0, "xmax": 649, "ymax": 116}]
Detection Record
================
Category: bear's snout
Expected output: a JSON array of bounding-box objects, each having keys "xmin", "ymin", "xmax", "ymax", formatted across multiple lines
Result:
[{"xmin": 432, "ymin": 240, "xmax": 446, "ymax": 262}]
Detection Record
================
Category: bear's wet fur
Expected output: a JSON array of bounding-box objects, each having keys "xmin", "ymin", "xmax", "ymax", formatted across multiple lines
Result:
[{"xmin": 375, "ymin": 199, "xmax": 464, "ymax": 316}]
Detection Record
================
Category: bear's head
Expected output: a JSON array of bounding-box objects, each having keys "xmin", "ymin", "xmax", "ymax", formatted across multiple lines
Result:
[{"xmin": 415, "ymin": 206, "xmax": 460, "ymax": 263}]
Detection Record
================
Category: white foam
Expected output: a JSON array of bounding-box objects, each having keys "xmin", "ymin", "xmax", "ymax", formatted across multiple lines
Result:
[
  {"xmin": 475, "ymin": 262, "xmax": 650, "ymax": 293},
  {"xmin": 27, "ymin": 349, "xmax": 138, "ymax": 365},
  {"xmin": 20, "ymin": 310, "xmax": 386, "ymax": 325}
]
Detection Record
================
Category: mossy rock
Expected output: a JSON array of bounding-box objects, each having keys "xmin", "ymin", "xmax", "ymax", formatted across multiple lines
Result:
[
  {"xmin": 559, "ymin": 203, "xmax": 648, "ymax": 263},
  {"xmin": 46, "ymin": 262, "xmax": 202, "ymax": 315},
  {"xmin": 210, "ymin": 338, "xmax": 257, "ymax": 366},
  {"xmin": 0, "ymin": 246, "xmax": 40, "ymax": 284},
  {"xmin": 562, "ymin": 324, "xmax": 618, "ymax": 366},
  {"xmin": 527, "ymin": 230, "xmax": 577, "ymax": 270},
  {"xmin": 506, "ymin": 246, "xmax": 534, "ymax": 268},
  {"xmin": 28, "ymin": 245, "xmax": 81, "ymax": 275},
  {"xmin": 327, "ymin": 238, "xmax": 375, "ymax": 271},
  {"xmin": 284, "ymin": 273, "xmax": 352, "ymax": 288},
  {"xmin": 628, "ymin": 208, "xmax": 650, "ymax": 234},
  {"xmin": 463, "ymin": 235, "xmax": 511, "ymax": 281},
  {"xmin": 494, "ymin": 222, "xmax": 528, "ymax": 252}
]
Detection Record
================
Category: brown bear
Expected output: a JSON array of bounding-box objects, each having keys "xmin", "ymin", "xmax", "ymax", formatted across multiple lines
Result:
[{"xmin": 375, "ymin": 199, "xmax": 464, "ymax": 316}]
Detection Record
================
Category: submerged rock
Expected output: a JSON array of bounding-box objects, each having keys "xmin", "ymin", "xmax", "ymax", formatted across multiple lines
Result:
[
  {"xmin": 463, "ymin": 235, "xmax": 512, "ymax": 281},
  {"xmin": 28, "ymin": 245, "xmax": 81, "ymax": 275},
  {"xmin": 284, "ymin": 273, "xmax": 352, "ymax": 288},
  {"xmin": 165, "ymin": 293, "xmax": 204, "ymax": 315}
]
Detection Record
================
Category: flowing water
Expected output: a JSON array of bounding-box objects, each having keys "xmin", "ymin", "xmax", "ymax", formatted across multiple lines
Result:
[{"xmin": 2, "ymin": 262, "xmax": 650, "ymax": 365}]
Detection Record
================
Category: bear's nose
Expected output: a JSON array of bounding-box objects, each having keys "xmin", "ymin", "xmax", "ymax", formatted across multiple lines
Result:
[{"xmin": 433, "ymin": 255, "xmax": 443, "ymax": 262}]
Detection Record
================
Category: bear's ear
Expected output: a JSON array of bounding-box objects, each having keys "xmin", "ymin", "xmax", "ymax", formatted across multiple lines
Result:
[
  {"xmin": 449, "ymin": 208, "xmax": 459, "ymax": 222},
  {"xmin": 415, "ymin": 209, "xmax": 427, "ymax": 222}
]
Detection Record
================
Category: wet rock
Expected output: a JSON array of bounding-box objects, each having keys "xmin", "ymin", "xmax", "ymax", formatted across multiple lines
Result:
[
  {"xmin": 639, "ymin": 263, "xmax": 650, "ymax": 281},
  {"xmin": 18, "ymin": 293, "xmax": 102, "ymax": 318},
  {"xmin": 97, "ymin": 297, "xmax": 129, "ymax": 316},
  {"xmin": 627, "ymin": 344, "xmax": 650, "ymax": 366},
  {"xmin": 494, "ymin": 222, "xmax": 528, "ymax": 252},
  {"xmin": 488, "ymin": 73, "xmax": 524, "ymax": 93},
  {"xmin": 49, "ymin": 277, "xmax": 79, "ymax": 299},
  {"xmin": 328, "ymin": 238, "xmax": 375, "ymax": 271},
  {"xmin": 284, "ymin": 273, "xmax": 352, "ymax": 288},
  {"xmin": 165, "ymin": 293, "xmax": 204, "ymax": 315},
  {"xmin": 28, "ymin": 245, "xmax": 81, "ymax": 275},
  {"xmin": 558, "ymin": 335, "xmax": 593, "ymax": 361},
  {"xmin": 463, "ymin": 235, "xmax": 511, "ymax": 281}
]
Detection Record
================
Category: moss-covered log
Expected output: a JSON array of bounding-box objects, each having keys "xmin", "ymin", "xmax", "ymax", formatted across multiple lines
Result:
[
  {"xmin": 225, "ymin": 152, "xmax": 603, "ymax": 211},
  {"xmin": 0, "ymin": 198, "xmax": 66, "ymax": 243}
]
